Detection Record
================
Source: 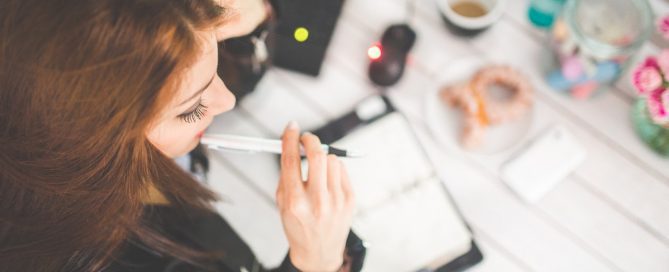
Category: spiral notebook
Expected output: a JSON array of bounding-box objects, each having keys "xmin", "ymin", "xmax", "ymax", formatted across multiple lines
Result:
[{"xmin": 311, "ymin": 96, "xmax": 482, "ymax": 272}]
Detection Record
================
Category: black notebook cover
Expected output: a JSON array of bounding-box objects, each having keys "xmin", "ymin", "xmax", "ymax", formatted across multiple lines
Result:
[{"xmin": 270, "ymin": 0, "xmax": 344, "ymax": 76}]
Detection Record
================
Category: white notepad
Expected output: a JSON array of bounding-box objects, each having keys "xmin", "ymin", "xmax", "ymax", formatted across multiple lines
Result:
[{"xmin": 334, "ymin": 113, "xmax": 472, "ymax": 272}]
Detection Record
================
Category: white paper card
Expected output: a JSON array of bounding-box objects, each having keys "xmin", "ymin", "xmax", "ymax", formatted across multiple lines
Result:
[{"xmin": 501, "ymin": 125, "xmax": 587, "ymax": 203}]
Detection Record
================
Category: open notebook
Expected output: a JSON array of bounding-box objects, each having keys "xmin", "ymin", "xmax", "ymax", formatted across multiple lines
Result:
[{"xmin": 311, "ymin": 98, "xmax": 481, "ymax": 271}]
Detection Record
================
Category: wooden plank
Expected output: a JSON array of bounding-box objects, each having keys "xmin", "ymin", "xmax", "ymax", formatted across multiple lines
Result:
[
  {"xmin": 465, "ymin": 234, "xmax": 532, "ymax": 272},
  {"xmin": 538, "ymin": 101, "xmax": 669, "ymax": 245},
  {"xmin": 271, "ymin": 66, "xmax": 371, "ymax": 120},
  {"xmin": 538, "ymin": 178, "xmax": 669, "ymax": 272},
  {"xmin": 323, "ymin": 18, "xmax": 376, "ymax": 79},
  {"xmin": 408, "ymin": 122, "xmax": 617, "ymax": 272},
  {"xmin": 238, "ymin": 70, "xmax": 329, "ymax": 134},
  {"xmin": 340, "ymin": 0, "xmax": 407, "ymax": 33},
  {"xmin": 468, "ymin": 229, "xmax": 534, "ymax": 272}
]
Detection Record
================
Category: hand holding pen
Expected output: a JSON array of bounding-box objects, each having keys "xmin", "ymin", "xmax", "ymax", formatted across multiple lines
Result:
[{"xmin": 276, "ymin": 121, "xmax": 355, "ymax": 272}]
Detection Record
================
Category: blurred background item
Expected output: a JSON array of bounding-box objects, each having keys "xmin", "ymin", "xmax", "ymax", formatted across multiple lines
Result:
[
  {"xmin": 630, "ymin": 47, "xmax": 669, "ymax": 156},
  {"xmin": 271, "ymin": 0, "xmax": 345, "ymax": 76},
  {"xmin": 544, "ymin": 0, "xmax": 654, "ymax": 100},
  {"xmin": 217, "ymin": 0, "xmax": 345, "ymax": 101},
  {"xmin": 217, "ymin": 19, "xmax": 275, "ymax": 101},
  {"xmin": 527, "ymin": 0, "xmax": 566, "ymax": 29},
  {"xmin": 368, "ymin": 24, "xmax": 417, "ymax": 86},
  {"xmin": 437, "ymin": 0, "xmax": 506, "ymax": 36}
]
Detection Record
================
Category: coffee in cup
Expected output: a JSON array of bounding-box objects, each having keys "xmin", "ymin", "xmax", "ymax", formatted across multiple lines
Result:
[{"xmin": 437, "ymin": 0, "xmax": 506, "ymax": 36}]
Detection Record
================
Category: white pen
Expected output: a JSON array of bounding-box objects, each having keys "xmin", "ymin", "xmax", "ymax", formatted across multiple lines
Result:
[{"xmin": 201, "ymin": 134, "xmax": 365, "ymax": 158}]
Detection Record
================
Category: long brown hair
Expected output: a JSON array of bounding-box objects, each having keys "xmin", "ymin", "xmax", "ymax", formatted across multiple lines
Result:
[{"xmin": 0, "ymin": 0, "xmax": 228, "ymax": 270}]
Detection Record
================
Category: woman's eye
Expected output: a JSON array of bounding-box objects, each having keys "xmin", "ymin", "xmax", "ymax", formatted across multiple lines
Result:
[{"xmin": 178, "ymin": 103, "xmax": 208, "ymax": 123}]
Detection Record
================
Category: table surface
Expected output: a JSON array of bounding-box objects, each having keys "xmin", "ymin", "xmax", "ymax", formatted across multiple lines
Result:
[{"xmin": 204, "ymin": 0, "xmax": 669, "ymax": 271}]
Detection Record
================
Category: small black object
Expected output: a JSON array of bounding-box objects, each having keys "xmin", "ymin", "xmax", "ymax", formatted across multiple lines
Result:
[
  {"xmin": 345, "ymin": 231, "xmax": 367, "ymax": 272},
  {"xmin": 326, "ymin": 146, "xmax": 348, "ymax": 157},
  {"xmin": 435, "ymin": 241, "xmax": 484, "ymax": 272},
  {"xmin": 368, "ymin": 24, "xmax": 416, "ymax": 87},
  {"xmin": 312, "ymin": 96, "xmax": 395, "ymax": 144},
  {"xmin": 217, "ymin": 20, "xmax": 275, "ymax": 101}
]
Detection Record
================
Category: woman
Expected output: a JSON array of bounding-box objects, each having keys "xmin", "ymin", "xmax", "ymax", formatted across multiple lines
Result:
[{"xmin": 0, "ymin": 0, "xmax": 359, "ymax": 271}]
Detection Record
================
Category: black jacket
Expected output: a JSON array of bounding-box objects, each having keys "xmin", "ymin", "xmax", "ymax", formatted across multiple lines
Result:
[{"xmin": 107, "ymin": 205, "xmax": 365, "ymax": 272}]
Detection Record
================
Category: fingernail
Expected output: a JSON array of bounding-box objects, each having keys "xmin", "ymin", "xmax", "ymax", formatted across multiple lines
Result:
[{"xmin": 287, "ymin": 120, "xmax": 299, "ymax": 130}]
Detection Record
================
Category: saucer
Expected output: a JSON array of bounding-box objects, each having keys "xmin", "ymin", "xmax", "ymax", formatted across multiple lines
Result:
[{"xmin": 423, "ymin": 55, "xmax": 534, "ymax": 155}]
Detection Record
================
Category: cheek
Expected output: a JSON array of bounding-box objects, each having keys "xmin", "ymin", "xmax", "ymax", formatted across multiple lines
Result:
[
  {"xmin": 146, "ymin": 79, "xmax": 235, "ymax": 158},
  {"xmin": 146, "ymin": 121, "xmax": 201, "ymax": 158}
]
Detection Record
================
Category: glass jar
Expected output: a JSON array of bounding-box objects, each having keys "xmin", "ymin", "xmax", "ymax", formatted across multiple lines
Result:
[
  {"xmin": 632, "ymin": 99, "xmax": 669, "ymax": 157},
  {"xmin": 545, "ymin": 0, "xmax": 653, "ymax": 100}
]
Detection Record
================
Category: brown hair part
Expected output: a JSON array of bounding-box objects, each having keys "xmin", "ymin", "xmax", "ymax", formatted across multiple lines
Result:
[{"xmin": 0, "ymin": 0, "xmax": 228, "ymax": 270}]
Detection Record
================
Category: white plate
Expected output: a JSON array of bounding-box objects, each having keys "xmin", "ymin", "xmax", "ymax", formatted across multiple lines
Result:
[{"xmin": 423, "ymin": 55, "xmax": 534, "ymax": 155}]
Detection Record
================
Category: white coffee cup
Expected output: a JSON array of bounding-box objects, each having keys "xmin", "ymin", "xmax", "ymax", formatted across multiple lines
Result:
[{"xmin": 436, "ymin": 0, "xmax": 506, "ymax": 35}]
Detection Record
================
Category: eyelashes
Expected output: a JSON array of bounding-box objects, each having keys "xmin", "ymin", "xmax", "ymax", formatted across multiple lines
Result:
[{"xmin": 178, "ymin": 102, "xmax": 208, "ymax": 123}]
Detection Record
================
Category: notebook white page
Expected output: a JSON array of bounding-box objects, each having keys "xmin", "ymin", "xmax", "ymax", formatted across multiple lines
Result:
[{"xmin": 334, "ymin": 113, "xmax": 472, "ymax": 272}]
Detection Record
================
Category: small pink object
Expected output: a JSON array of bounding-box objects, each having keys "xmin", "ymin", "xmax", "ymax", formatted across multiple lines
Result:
[
  {"xmin": 658, "ymin": 15, "xmax": 669, "ymax": 41},
  {"xmin": 647, "ymin": 88, "xmax": 669, "ymax": 124},
  {"xmin": 633, "ymin": 66, "xmax": 663, "ymax": 95},
  {"xmin": 657, "ymin": 49, "xmax": 669, "ymax": 75},
  {"xmin": 571, "ymin": 81, "xmax": 598, "ymax": 100},
  {"xmin": 632, "ymin": 57, "xmax": 663, "ymax": 95},
  {"xmin": 562, "ymin": 57, "xmax": 584, "ymax": 81},
  {"xmin": 662, "ymin": 91, "xmax": 669, "ymax": 118}
]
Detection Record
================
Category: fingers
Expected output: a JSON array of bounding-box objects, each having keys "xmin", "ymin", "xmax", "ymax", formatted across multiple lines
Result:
[
  {"xmin": 280, "ymin": 121, "xmax": 303, "ymax": 191},
  {"xmin": 279, "ymin": 125, "xmax": 353, "ymax": 218},
  {"xmin": 340, "ymin": 165, "xmax": 355, "ymax": 210},
  {"xmin": 301, "ymin": 133, "xmax": 328, "ymax": 198},
  {"xmin": 326, "ymin": 155, "xmax": 342, "ymax": 203}
]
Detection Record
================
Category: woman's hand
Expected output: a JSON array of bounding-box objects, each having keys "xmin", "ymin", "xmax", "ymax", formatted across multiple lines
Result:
[
  {"xmin": 215, "ymin": 0, "xmax": 269, "ymax": 41},
  {"xmin": 276, "ymin": 121, "xmax": 355, "ymax": 272}
]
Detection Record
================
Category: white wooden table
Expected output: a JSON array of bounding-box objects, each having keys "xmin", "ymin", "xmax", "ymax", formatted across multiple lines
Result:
[{"xmin": 205, "ymin": 0, "xmax": 669, "ymax": 271}]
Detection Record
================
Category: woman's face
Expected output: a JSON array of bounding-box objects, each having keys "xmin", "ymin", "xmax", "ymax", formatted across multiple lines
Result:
[{"xmin": 147, "ymin": 32, "xmax": 235, "ymax": 158}]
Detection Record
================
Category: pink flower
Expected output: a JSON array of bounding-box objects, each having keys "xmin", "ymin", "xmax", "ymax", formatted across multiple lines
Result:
[
  {"xmin": 658, "ymin": 15, "xmax": 669, "ymax": 41},
  {"xmin": 633, "ymin": 62, "xmax": 663, "ymax": 95},
  {"xmin": 647, "ymin": 88, "xmax": 669, "ymax": 125},
  {"xmin": 658, "ymin": 49, "xmax": 669, "ymax": 75},
  {"xmin": 663, "ymin": 91, "xmax": 669, "ymax": 115}
]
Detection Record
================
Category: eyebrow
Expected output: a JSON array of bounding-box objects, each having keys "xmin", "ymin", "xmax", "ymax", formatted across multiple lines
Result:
[{"xmin": 178, "ymin": 73, "xmax": 216, "ymax": 106}]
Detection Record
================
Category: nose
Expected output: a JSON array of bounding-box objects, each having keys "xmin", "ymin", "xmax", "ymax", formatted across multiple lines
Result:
[{"xmin": 209, "ymin": 76, "xmax": 236, "ymax": 117}]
